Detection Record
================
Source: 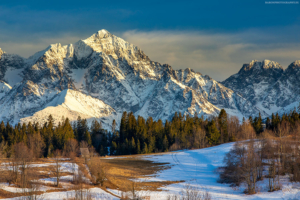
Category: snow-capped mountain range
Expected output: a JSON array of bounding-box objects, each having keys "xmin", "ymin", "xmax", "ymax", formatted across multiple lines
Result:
[
  {"xmin": 0, "ymin": 30, "xmax": 298, "ymax": 129},
  {"xmin": 222, "ymin": 60, "xmax": 300, "ymax": 116}
]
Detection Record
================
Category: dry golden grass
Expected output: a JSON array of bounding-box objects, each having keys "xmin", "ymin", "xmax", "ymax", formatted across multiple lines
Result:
[
  {"xmin": 0, "ymin": 154, "xmax": 178, "ymax": 199},
  {"xmin": 88, "ymin": 155, "xmax": 182, "ymax": 192},
  {"xmin": 0, "ymin": 189, "xmax": 45, "ymax": 199},
  {"xmin": 0, "ymin": 158, "xmax": 83, "ymax": 199}
]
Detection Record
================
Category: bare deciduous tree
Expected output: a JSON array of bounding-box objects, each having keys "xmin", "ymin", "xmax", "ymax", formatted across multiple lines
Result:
[
  {"xmin": 239, "ymin": 120, "xmax": 256, "ymax": 140},
  {"xmin": 87, "ymin": 158, "xmax": 106, "ymax": 186},
  {"xmin": 168, "ymin": 185, "xmax": 211, "ymax": 200},
  {"xmin": 63, "ymin": 138, "xmax": 79, "ymax": 159},
  {"xmin": 13, "ymin": 142, "xmax": 33, "ymax": 188},
  {"xmin": 219, "ymin": 140, "xmax": 262, "ymax": 194},
  {"xmin": 192, "ymin": 127, "xmax": 206, "ymax": 149},
  {"xmin": 227, "ymin": 116, "xmax": 240, "ymax": 141},
  {"xmin": 53, "ymin": 150, "xmax": 62, "ymax": 187},
  {"xmin": 28, "ymin": 132, "xmax": 45, "ymax": 159}
]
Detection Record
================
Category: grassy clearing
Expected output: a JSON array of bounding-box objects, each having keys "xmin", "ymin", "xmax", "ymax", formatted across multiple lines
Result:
[
  {"xmin": 0, "ymin": 158, "xmax": 79, "ymax": 199},
  {"xmin": 0, "ymin": 154, "xmax": 177, "ymax": 199},
  {"xmin": 96, "ymin": 155, "xmax": 182, "ymax": 192}
]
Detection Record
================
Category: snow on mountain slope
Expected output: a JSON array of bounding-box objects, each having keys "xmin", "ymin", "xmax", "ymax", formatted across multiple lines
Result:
[
  {"xmin": 276, "ymin": 100, "xmax": 300, "ymax": 117},
  {"xmin": 20, "ymin": 89, "xmax": 117, "ymax": 129},
  {"xmin": 222, "ymin": 60, "xmax": 284, "ymax": 104},
  {"xmin": 4, "ymin": 68, "xmax": 23, "ymax": 87},
  {"xmin": 0, "ymin": 49, "xmax": 25, "ymax": 87},
  {"xmin": 0, "ymin": 80, "xmax": 12, "ymax": 92},
  {"xmin": 262, "ymin": 60, "xmax": 300, "ymax": 109},
  {"xmin": 0, "ymin": 80, "xmax": 11, "ymax": 100},
  {"xmin": 0, "ymin": 30, "xmax": 283, "ymax": 127},
  {"xmin": 222, "ymin": 59, "xmax": 300, "ymax": 116},
  {"xmin": 0, "ymin": 82, "xmax": 60, "ymax": 124}
]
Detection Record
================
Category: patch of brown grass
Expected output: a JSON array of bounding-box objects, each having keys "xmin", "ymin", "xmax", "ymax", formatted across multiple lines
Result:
[
  {"xmin": 88, "ymin": 156, "xmax": 181, "ymax": 192},
  {"xmin": 0, "ymin": 189, "xmax": 44, "ymax": 199}
]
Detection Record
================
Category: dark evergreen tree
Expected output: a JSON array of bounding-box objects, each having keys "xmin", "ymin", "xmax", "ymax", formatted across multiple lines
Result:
[
  {"xmin": 218, "ymin": 109, "xmax": 228, "ymax": 143},
  {"xmin": 206, "ymin": 120, "xmax": 220, "ymax": 145}
]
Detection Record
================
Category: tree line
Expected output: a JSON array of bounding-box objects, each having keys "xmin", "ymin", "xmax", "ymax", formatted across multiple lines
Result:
[
  {"xmin": 0, "ymin": 115, "xmax": 93, "ymax": 158},
  {"xmin": 0, "ymin": 106, "xmax": 299, "ymax": 159},
  {"xmin": 109, "ymin": 109, "xmax": 257, "ymax": 156},
  {"xmin": 0, "ymin": 108, "xmax": 257, "ymax": 159}
]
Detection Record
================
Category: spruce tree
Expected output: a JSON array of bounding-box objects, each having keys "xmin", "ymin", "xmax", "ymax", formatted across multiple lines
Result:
[
  {"xmin": 131, "ymin": 137, "xmax": 136, "ymax": 154},
  {"xmin": 84, "ymin": 130, "xmax": 92, "ymax": 146},
  {"xmin": 163, "ymin": 135, "xmax": 169, "ymax": 152},
  {"xmin": 137, "ymin": 139, "xmax": 141, "ymax": 154},
  {"xmin": 218, "ymin": 109, "xmax": 228, "ymax": 143},
  {"xmin": 142, "ymin": 142, "xmax": 148, "ymax": 154},
  {"xmin": 120, "ymin": 112, "xmax": 127, "ymax": 143},
  {"xmin": 62, "ymin": 118, "xmax": 75, "ymax": 146},
  {"xmin": 206, "ymin": 120, "xmax": 220, "ymax": 145}
]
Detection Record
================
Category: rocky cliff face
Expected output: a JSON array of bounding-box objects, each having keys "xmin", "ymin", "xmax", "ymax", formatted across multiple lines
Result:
[
  {"xmin": 222, "ymin": 60, "xmax": 300, "ymax": 116},
  {"xmin": 0, "ymin": 30, "xmax": 281, "ymax": 128}
]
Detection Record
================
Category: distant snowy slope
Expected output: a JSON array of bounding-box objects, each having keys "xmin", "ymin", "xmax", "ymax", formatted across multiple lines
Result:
[
  {"xmin": 20, "ymin": 89, "xmax": 118, "ymax": 129},
  {"xmin": 0, "ymin": 49, "xmax": 25, "ymax": 87}
]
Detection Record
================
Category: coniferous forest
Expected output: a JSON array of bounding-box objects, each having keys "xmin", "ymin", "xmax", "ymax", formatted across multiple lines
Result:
[{"xmin": 0, "ymin": 107, "xmax": 299, "ymax": 158}]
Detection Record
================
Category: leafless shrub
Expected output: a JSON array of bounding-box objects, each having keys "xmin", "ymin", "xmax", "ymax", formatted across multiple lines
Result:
[
  {"xmin": 167, "ymin": 185, "xmax": 211, "ymax": 200},
  {"xmin": 27, "ymin": 132, "xmax": 45, "ymax": 159},
  {"xmin": 65, "ymin": 188, "xmax": 93, "ymax": 200},
  {"xmin": 53, "ymin": 150, "xmax": 62, "ymax": 187},
  {"xmin": 169, "ymin": 141, "xmax": 181, "ymax": 152},
  {"xmin": 192, "ymin": 127, "xmax": 207, "ymax": 149},
  {"xmin": 11, "ymin": 142, "xmax": 33, "ymax": 188},
  {"xmin": 87, "ymin": 158, "xmax": 106, "ymax": 186},
  {"xmin": 218, "ymin": 140, "xmax": 263, "ymax": 194},
  {"xmin": 63, "ymin": 138, "xmax": 79, "ymax": 159},
  {"xmin": 239, "ymin": 120, "xmax": 256, "ymax": 140},
  {"xmin": 20, "ymin": 183, "xmax": 45, "ymax": 200}
]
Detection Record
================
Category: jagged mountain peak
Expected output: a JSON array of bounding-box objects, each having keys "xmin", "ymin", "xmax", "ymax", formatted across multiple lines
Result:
[
  {"xmin": 223, "ymin": 58, "xmax": 300, "ymax": 116},
  {"xmin": 261, "ymin": 59, "xmax": 283, "ymax": 70},
  {"xmin": 239, "ymin": 59, "xmax": 283, "ymax": 74},
  {"xmin": 86, "ymin": 29, "xmax": 113, "ymax": 41},
  {"xmin": 286, "ymin": 60, "xmax": 300, "ymax": 71},
  {"xmin": 0, "ymin": 29, "xmax": 288, "ymax": 127},
  {"xmin": 82, "ymin": 29, "xmax": 120, "ymax": 46}
]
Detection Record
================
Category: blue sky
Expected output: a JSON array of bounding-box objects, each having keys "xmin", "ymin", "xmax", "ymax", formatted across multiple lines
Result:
[{"xmin": 1, "ymin": 0, "xmax": 300, "ymax": 80}]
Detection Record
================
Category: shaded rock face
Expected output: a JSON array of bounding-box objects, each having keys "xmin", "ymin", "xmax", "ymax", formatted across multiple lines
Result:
[
  {"xmin": 0, "ymin": 50, "xmax": 25, "ymax": 84},
  {"xmin": 0, "ymin": 30, "xmax": 275, "ymax": 127},
  {"xmin": 222, "ymin": 60, "xmax": 300, "ymax": 115},
  {"xmin": 222, "ymin": 60, "xmax": 284, "ymax": 104}
]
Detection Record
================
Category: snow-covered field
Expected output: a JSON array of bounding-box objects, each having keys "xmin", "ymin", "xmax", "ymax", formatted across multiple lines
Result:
[
  {"xmin": 133, "ymin": 142, "xmax": 300, "ymax": 200},
  {"xmin": 0, "ymin": 160, "xmax": 118, "ymax": 200},
  {"xmin": 2, "ymin": 142, "xmax": 300, "ymax": 199},
  {"xmin": 0, "ymin": 187, "xmax": 118, "ymax": 200}
]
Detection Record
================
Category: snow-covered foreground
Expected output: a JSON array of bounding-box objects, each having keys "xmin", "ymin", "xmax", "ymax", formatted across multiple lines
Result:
[
  {"xmin": 0, "ymin": 161, "xmax": 118, "ymax": 200},
  {"xmin": 133, "ymin": 142, "xmax": 300, "ymax": 200},
  {"xmin": 2, "ymin": 143, "xmax": 300, "ymax": 199},
  {"xmin": 0, "ymin": 188, "xmax": 118, "ymax": 200}
]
